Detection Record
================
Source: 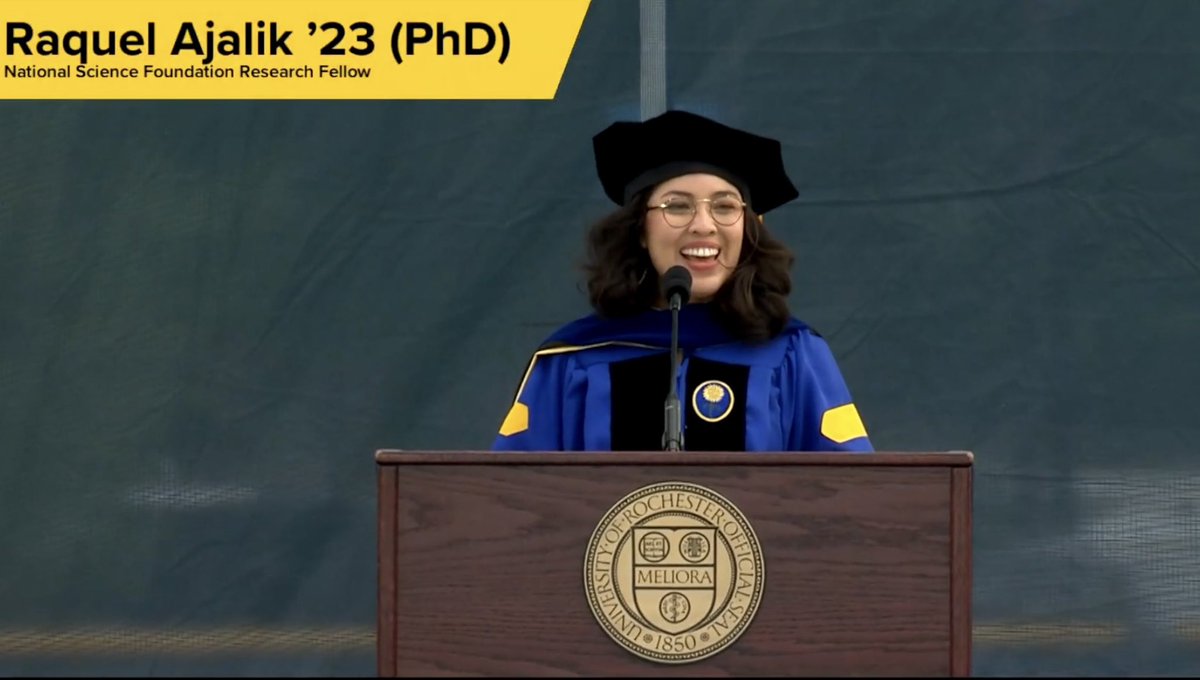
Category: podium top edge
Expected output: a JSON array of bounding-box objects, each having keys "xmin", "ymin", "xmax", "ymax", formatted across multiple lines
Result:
[{"xmin": 374, "ymin": 450, "xmax": 975, "ymax": 467}]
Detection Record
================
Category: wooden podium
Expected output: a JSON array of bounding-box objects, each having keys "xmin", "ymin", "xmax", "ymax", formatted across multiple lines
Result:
[{"xmin": 376, "ymin": 451, "xmax": 973, "ymax": 677}]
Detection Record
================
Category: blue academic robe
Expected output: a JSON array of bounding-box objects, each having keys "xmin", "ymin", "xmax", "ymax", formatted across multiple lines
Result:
[{"xmin": 492, "ymin": 304, "xmax": 872, "ymax": 452}]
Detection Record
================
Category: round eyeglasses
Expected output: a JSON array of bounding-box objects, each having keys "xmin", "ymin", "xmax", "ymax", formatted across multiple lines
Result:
[{"xmin": 647, "ymin": 196, "xmax": 747, "ymax": 228}]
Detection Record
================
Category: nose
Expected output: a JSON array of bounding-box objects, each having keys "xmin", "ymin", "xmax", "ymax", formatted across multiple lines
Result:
[{"xmin": 688, "ymin": 207, "xmax": 718, "ymax": 234}]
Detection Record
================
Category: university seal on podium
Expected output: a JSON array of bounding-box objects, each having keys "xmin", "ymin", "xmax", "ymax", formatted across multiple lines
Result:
[{"xmin": 583, "ymin": 481, "xmax": 765, "ymax": 664}]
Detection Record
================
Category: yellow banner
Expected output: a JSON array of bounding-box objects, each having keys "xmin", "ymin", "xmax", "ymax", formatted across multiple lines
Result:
[{"xmin": 0, "ymin": 0, "xmax": 591, "ymax": 99}]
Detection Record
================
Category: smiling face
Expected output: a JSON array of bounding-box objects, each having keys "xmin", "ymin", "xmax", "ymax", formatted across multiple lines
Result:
[{"xmin": 642, "ymin": 173, "xmax": 746, "ymax": 303}]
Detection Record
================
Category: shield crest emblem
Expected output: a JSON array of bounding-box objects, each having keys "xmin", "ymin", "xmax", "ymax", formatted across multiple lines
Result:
[{"xmin": 630, "ymin": 527, "xmax": 718, "ymax": 635}]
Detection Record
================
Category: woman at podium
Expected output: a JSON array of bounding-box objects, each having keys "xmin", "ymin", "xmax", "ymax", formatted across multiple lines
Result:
[{"xmin": 493, "ymin": 110, "xmax": 872, "ymax": 454}]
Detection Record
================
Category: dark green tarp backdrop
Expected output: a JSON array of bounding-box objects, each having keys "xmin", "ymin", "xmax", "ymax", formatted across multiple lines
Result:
[{"xmin": 2, "ymin": 1, "xmax": 1198, "ymax": 675}]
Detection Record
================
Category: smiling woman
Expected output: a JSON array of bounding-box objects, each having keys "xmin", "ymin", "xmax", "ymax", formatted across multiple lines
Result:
[
  {"xmin": 643, "ymin": 175, "xmax": 746, "ymax": 303},
  {"xmin": 492, "ymin": 110, "xmax": 872, "ymax": 454}
]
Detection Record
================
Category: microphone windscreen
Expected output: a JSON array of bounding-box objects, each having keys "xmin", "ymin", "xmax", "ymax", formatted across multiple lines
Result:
[{"xmin": 661, "ymin": 265, "xmax": 692, "ymax": 305}]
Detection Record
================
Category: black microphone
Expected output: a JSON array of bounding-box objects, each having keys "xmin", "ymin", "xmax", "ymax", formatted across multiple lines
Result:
[{"xmin": 661, "ymin": 266, "xmax": 692, "ymax": 451}]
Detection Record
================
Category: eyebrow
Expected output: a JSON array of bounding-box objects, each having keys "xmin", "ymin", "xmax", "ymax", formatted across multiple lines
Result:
[{"xmin": 660, "ymin": 189, "xmax": 740, "ymax": 199}]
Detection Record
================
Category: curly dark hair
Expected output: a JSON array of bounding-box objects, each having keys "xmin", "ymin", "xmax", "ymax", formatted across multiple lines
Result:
[{"xmin": 582, "ymin": 188, "xmax": 795, "ymax": 342}]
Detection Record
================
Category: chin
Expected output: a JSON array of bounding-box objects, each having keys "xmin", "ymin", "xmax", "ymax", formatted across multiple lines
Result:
[{"xmin": 690, "ymin": 286, "xmax": 721, "ymax": 303}]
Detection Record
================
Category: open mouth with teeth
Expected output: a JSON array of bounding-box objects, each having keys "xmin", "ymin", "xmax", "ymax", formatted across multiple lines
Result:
[{"xmin": 681, "ymin": 246, "xmax": 720, "ymax": 262}]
